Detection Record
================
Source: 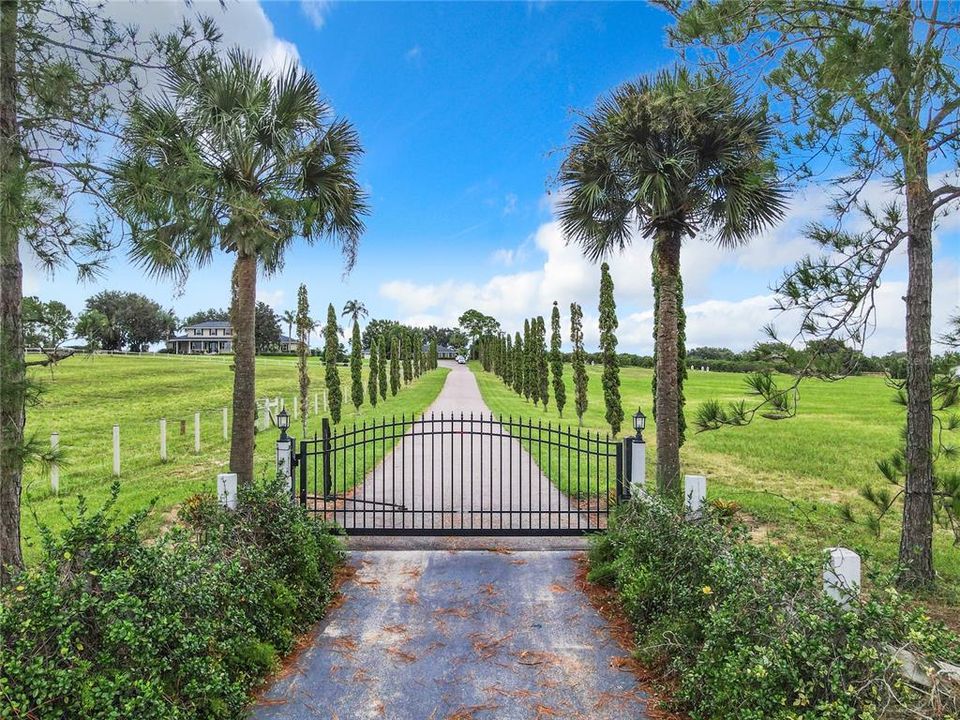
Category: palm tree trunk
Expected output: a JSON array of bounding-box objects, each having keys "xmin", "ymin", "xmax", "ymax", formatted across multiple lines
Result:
[
  {"xmin": 0, "ymin": 0, "xmax": 24, "ymax": 583},
  {"xmin": 653, "ymin": 229, "xmax": 682, "ymax": 495},
  {"xmin": 898, "ymin": 160, "xmax": 935, "ymax": 588},
  {"xmin": 229, "ymin": 252, "xmax": 257, "ymax": 486}
]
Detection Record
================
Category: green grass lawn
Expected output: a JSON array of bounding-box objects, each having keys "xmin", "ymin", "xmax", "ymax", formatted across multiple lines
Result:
[
  {"xmin": 22, "ymin": 354, "xmax": 448, "ymax": 561},
  {"xmin": 471, "ymin": 362, "xmax": 960, "ymax": 602}
]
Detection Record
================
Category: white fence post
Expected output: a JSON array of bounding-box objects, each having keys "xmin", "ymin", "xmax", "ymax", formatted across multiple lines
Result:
[
  {"xmin": 824, "ymin": 547, "xmax": 861, "ymax": 607},
  {"xmin": 323, "ymin": 389, "xmax": 328, "ymax": 413},
  {"xmin": 112, "ymin": 424, "xmax": 120, "ymax": 477},
  {"xmin": 684, "ymin": 474, "xmax": 706, "ymax": 519},
  {"xmin": 194, "ymin": 412, "xmax": 200, "ymax": 453},
  {"xmin": 630, "ymin": 438, "xmax": 646, "ymax": 496},
  {"xmin": 50, "ymin": 432, "xmax": 60, "ymax": 494},
  {"xmin": 160, "ymin": 419, "xmax": 167, "ymax": 461},
  {"xmin": 293, "ymin": 395, "xmax": 299, "ymax": 420},
  {"xmin": 217, "ymin": 472, "xmax": 237, "ymax": 510},
  {"xmin": 222, "ymin": 407, "xmax": 228, "ymax": 440},
  {"xmin": 314, "ymin": 392, "xmax": 319, "ymax": 416}
]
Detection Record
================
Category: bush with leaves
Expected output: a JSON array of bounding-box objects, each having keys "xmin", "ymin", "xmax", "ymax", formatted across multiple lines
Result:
[
  {"xmin": 0, "ymin": 479, "xmax": 343, "ymax": 719},
  {"xmin": 589, "ymin": 498, "xmax": 959, "ymax": 720}
]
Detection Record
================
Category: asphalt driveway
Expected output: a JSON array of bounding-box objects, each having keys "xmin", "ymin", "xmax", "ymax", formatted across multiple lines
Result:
[{"xmin": 251, "ymin": 549, "xmax": 651, "ymax": 719}]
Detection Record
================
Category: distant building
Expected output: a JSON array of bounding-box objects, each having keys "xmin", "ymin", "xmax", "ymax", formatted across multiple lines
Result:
[
  {"xmin": 423, "ymin": 342, "xmax": 458, "ymax": 360},
  {"xmin": 167, "ymin": 321, "xmax": 305, "ymax": 354}
]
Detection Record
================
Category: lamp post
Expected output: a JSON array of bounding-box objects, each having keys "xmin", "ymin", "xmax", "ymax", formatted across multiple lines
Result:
[
  {"xmin": 276, "ymin": 409, "xmax": 295, "ymax": 499},
  {"xmin": 629, "ymin": 407, "xmax": 647, "ymax": 496}
]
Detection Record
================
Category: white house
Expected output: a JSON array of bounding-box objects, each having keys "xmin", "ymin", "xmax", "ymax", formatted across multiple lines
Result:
[
  {"xmin": 167, "ymin": 320, "xmax": 233, "ymax": 354},
  {"xmin": 167, "ymin": 321, "xmax": 306, "ymax": 354}
]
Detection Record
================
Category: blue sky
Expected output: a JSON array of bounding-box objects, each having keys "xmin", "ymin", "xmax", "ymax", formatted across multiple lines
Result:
[{"xmin": 29, "ymin": 1, "xmax": 959, "ymax": 353}]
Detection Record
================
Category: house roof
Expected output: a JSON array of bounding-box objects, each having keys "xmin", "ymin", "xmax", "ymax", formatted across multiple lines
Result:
[{"xmin": 186, "ymin": 320, "xmax": 231, "ymax": 329}]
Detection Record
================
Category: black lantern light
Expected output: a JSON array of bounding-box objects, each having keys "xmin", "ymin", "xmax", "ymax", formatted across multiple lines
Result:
[
  {"xmin": 277, "ymin": 408, "xmax": 290, "ymax": 440},
  {"xmin": 632, "ymin": 407, "xmax": 646, "ymax": 442}
]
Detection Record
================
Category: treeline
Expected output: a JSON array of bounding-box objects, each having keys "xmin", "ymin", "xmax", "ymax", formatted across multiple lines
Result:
[
  {"xmin": 322, "ymin": 303, "xmax": 440, "ymax": 424},
  {"xmin": 473, "ymin": 263, "xmax": 625, "ymax": 434}
]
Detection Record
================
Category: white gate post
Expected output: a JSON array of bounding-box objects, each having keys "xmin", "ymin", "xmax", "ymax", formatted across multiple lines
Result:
[
  {"xmin": 222, "ymin": 407, "xmax": 228, "ymax": 440},
  {"xmin": 112, "ymin": 424, "xmax": 120, "ymax": 476},
  {"xmin": 276, "ymin": 435, "xmax": 294, "ymax": 497},
  {"xmin": 160, "ymin": 419, "xmax": 167, "ymax": 461},
  {"xmin": 824, "ymin": 547, "xmax": 861, "ymax": 607},
  {"xmin": 684, "ymin": 475, "xmax": 706, "ymax": 519},
  {"xmin": 630, "ymin": 437, "xmax": 646, "ymax": 496},
  {"xmin": 217, "ymin": 472, "xmax": 237, "ymax": 510},
  {"xmin": 50, "ymin": 432, "xmax": 60, "ymax": 494},
  {"xmin": 194, "ymin": 412, "xmax": 200, "ymax": 453}
]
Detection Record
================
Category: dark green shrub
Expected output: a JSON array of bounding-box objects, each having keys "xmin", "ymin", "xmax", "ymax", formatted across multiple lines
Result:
[
  {"xmin": 591, "ymin": 498, "xmax": 960, "ymax": 720},
  {"xmin": 0, "ymin": 479, "xmax": 343, "ymax": 719}
]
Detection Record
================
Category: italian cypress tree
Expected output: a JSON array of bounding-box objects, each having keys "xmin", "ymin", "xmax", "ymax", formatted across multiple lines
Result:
[
  {"xmin": 504, "ymin": 335, "xmax": 513, "ymax": 387},
  {"xmin": 324, "ymin": 304, "xmax": 343, "ymax": 423},
  {"xmin": 378, "ymin": 336, "xmax": 389, "ymax": 399},
  {"xmin": 390, "ymin": 337, "xmax": 400, "ymax": 395},
  {"xmin": 536, "ymin": 317, "xmax": 549, "ymax": 410},
  {"xmin": 513, "ymin": 331, "xmax": 524, "ymax": 396},
  {"xmin": 296, "ymin": 284, "xmax": 311, "ymax": 436},
  {"xmin": 415, "ymin": 335, "xmax": 423, "ymax": 377},
  {"xmin": 652, "ymin": 261, "xmax": 687, "ymax": 446},
  {"xmin": 550, "ymin": 301, "xmax": 566, "ymax": 417},
  {"xmin": 570, "ymin": 302, "xmax": 588, "ymax": 425},
  {"xmin": 402, "ymin": 335, "xmax": 413, "ymax": 383},
  {"xmin": 367, "ymin": 340, "xmax": 379, "ymax": 408},
  {"xmin": 429, "ymin": 339, "xmax": 438, "ymax": 370},
  {"xmin": 523, "ymin": 319, "xmax": 533, "ymax": 402},
  {"xmin": 350, "ymin": 319, "xmax": 363, "ymax": 411},
  {"xmin": 598, "ymin": 263, "xmax": 623, "ymax": 435}
]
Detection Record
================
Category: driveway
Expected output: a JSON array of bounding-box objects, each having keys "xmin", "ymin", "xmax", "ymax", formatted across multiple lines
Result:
[
  {"xmin": 252, "ymin": 549, "xmax": 651, "ymax": 719},
  {"xmin": 322, "ymin": 361, "xmax": 608, "ymax": 532}
]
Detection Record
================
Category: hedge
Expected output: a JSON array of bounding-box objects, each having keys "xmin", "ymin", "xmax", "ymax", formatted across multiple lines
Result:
[
  {"xmin": 0, "ymin": 479, "xmax": 343, "ymax": 719},
  {"xmin": 589, "ymin": 498, "xmax": 960, "ymax": 720}
]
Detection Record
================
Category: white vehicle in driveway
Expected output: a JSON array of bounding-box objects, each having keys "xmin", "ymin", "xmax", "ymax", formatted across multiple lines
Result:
[{"xmin": 456, "ymin": 355, "xmax": 466, "ymax": 364}]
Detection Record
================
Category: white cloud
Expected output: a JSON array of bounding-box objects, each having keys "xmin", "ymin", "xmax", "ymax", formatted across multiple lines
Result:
[
  {"xmin": 378, "ymin": 186, "xmax": 960, "ymax": 354},
  {"xmin": 300, "ymin": 0, "xmax": 332, "ymax": 29},
  {"xmin": 405, "ymin": 45, "xmax": 422, "ymax": 63},
  {"xmin": 256, "ymin": 288, "xmax": 286, "ymax": 310},
  {"xmin": 101, "ymin": 1, "xmax": 300, "ymax": 75},
  {"xmin": 503, "ymin": 193, "xmax": 518, "ymax": 215}
]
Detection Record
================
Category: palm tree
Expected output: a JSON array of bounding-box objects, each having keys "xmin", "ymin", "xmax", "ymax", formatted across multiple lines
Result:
[
  {"xmin": 113, "ymin": 49, "xmax": 367, "ymax": 485},
  {"xmin": 558, "ymin": 68, "xmax": 785, "ymax": 494},
  {"xmin": 281, "ymin": 309, "xmax": 296, "ymax": 343},
  {"xmin": 341, "ymin": 299, "xmax": 368, "ymax": 324}
]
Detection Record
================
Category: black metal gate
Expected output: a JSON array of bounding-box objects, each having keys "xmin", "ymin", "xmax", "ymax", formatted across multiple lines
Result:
[{"xmin": 294, "ymin": 413, "xmax": 627, "ymax": 536}]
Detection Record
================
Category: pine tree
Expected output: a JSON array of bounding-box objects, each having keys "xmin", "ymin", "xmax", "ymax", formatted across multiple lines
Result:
[
  {"xmin": 653, "ymin": 259, "xmax": 687, "ymax": 446},
  {"xmin": 550, "ymin": 301, "xmax": 566, "ymax": 417},
  {"xmin": 599, "ymin": 263, "xmax": 623, "ymax": 435},
  {"xmin": 390, "ymin": 337, "xmax": 400, "ymax": 395},
  {"xmin": 570, "ymin": 302, "xmax": 588, "ymax": 425},
  {"xmin": 324, "ymin": 303, "xmax": 343, "ymax": 423},
  {"xmin": 513, "ymin": 331, "xmax": 524, "ymax": 396},
  {"xmin": 296, "ymin": 284, "xmax": 311, "ymax": 436},
  {"xmin": 378, "ymin": 336, "xmax": 389, "ymax": 399},
  {"xmin": 536, "ymin": 317, "xmax": 549, "ymax": 411},
  {"xmin": 367, "ymin": 340, "xmax": 379, "ymax": 408},
  {"xmin": 350, "ymin": 320, "xmax": 363, "ymax": 410},
  {"xmin": 402, "ymin": 335, "xmax": 413, "ymax": 383},
  {"xmin": 523, "ymin": 319, "xmax": 533, "ymax": 402}
]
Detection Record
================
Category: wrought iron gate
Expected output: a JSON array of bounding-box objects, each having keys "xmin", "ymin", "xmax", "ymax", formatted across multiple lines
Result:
[{"xmin": 294, "ymin": 413, "xmax": 627, "ymax": 536}]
